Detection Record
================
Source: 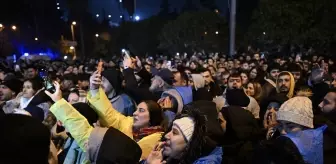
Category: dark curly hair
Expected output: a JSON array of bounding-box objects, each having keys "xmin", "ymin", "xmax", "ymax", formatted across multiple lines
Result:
[{"xmin": 161, "ymin": 105, "xmax": 209, "ymax": 164}]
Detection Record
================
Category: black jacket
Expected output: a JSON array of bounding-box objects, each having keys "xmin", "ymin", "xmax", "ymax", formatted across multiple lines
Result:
[
  {"xmin": 314, "ymin": 114, "xmax": 336, "ymax": 164},
  {"xmin": 123, "ymin": 68, "xmax": 159, "ymax": 103}
]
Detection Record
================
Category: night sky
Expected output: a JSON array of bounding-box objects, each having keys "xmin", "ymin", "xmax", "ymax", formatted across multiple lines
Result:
[{"xmin": 88, "ymin": 0, "xmax": 227, "ymax": 22}]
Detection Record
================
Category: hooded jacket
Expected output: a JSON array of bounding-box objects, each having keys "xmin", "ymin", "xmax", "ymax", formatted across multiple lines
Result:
[
  {"xmin": 284, "ymin": 125, "xmax": 327, "ymax": 164},
  {"xmin": 314, "ymin": 114, "xmax": 336, "ymax": 164},
  {"xmin": 193, "ymin": 146, "xmax": 223, "ymax": 164},
  {"xmin": 50, "ymin": 98, "xmax": 142, "ymax": 163},
  {"xmin": 161, "ymin": 87, "xmax": 193, "ymax": 124},
  {"xmin": 276, "ymin": 71, "xmax": 295, "ymax": 99},
  {"xmin": 87, "ymin": 88, "xmax": 163, "ymax": 159},
  {"xmin": 102, "ymin": 68, "xmax": 136, "ymax": 116}
]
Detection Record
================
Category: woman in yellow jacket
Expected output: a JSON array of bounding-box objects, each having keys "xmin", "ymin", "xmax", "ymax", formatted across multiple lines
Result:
[{"xmin": 87, "ymin": 71, "xmax": 167, "ymax": 159}]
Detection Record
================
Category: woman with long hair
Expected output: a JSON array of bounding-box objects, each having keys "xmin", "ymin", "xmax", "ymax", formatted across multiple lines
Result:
[
  {"xmin": 87, "ymin": 71, "xmax": 168, "ymax": 159},
  {"xmin": 144, "ymin": 106, "xmax": 223, "ymax": 164},
  {"xmin": 246, "ymin": 82, "xmax": 263, "ymax": 103}
]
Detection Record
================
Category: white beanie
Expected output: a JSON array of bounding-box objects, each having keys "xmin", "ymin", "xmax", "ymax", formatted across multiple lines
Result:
[
  {"xmin": 173, "ymin": 117, "xmax": 195, "ymax": 142},
  {"xmin": 277, "ymin": 96, "xmax": 314, "ymax": 128}
]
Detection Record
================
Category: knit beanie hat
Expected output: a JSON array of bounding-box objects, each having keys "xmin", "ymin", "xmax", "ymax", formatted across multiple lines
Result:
[
  {"xmin": 173, "ymin": 117, "xmax": 195, "ymax": 142},
  {"xmin": 277, "ymin": 96, "xmax": 314, "ymax": 128},
  {"xmin": 226, "ymin": 89, "xmax": 250, "ymax": 107},
  {"xmin": 1, "ymin": 78, "xmax": 23, "ymax": 95},
  {"xmin": 101, "ymin": 68, "xmax": 122, "ymax": 95},
  {"xmin": 267, "ymin": 63, "xmax": 281, "ymax": 73}
]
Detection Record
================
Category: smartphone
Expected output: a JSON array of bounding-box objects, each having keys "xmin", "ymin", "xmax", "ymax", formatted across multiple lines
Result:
[
  {"xmin": 42, "ymin": 74, "xmax": 55, "ymax": 93},
  {"xmin": 167, "ymin": 61, "xmax": 172, "ymax": 68}
]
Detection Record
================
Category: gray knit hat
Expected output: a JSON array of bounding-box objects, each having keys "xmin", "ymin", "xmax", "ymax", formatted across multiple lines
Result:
[{"xmin": 276, "ymin": 96, "xmax": 314, "ymax": 128}]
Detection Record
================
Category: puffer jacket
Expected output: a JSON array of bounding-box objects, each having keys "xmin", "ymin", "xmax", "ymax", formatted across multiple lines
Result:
[{"xmin": 87, "ymin": 88, "xmax": 163, "ymax": 159}]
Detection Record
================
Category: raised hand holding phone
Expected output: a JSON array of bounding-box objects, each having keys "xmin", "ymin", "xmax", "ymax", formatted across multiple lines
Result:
[{"xmin": 45, "ymin": 81, "xmax": 62, "ymax": 103}]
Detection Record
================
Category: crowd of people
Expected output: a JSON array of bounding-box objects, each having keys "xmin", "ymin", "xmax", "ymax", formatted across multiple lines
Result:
[{"xmin": 0, "ymin": 49, "xmax": 336, "ymax": 164}]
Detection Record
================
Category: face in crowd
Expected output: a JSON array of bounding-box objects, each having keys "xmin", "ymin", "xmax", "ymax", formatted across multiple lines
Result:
[
  {"xmin": 245, "ymin": 83, "xmax": 255, "ymax": 97},
  {"xmin": 319, "ymin": 92, "xmax": 336, "ymax": 114},
  {"xmin": 228, "ymin": 75, "xmax": 242, "ymax": 89},
  {"xmin": 201, "ymin": 70, "xmax": 213, "ymax": 86},
  {"xmin": 277, "ymin": 74, "xmax": 291, "ymax": 93},
  {"xmin": 22, "ymin": 81, "xmax": 36, "ymax": 99},
  {"xmin": 0, "ymin": 85, "xmax": 15, "ymax": 101},
  {"xmin": 277, "ymin": 120, "xmax": 305, "ymax": 135},
  {"xmin": 132, "ymin": 102, "xmax": 151, "ymax": 129},
  {"xmin": 270, "ymin": 69, "xmax": 280, "ymax": 80},
  {"xmin": 240, "ymin": 73, "xmax": 249, "ymax": 86},
  {"xmin": 26, "ymin": 68, "xmax": 38, "ymax": 79}
]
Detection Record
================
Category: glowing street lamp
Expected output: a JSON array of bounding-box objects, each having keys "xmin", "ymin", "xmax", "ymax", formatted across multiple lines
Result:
[
  {"xmin": 135, "ymin": 16, "xmax": 140, "ymax": 21},
  {"xmin": 35, "ymin": 37, "xmax": 38, "ymax": 41},
  {"xmin": 263, "ymin": 32, "xmax": 266, "ymax": 35},
  {"xmin": 64, "ymin": 56, "xmax": 68, "ymax": 60},
  {"xmin": 57, "ymin": 7, "xmax": 60, "ymax": 10},
  {"xmin": 95, "ymin": 34, "xmax": 99, "ymax": 38},
  {"xmin": 96, "ymin": 14, "xmax": 99, "ymax": 18},
  {"xmin": 72, "ymin": 21, "xmax": 76, "ymax": 25},
  {"xmin": 216, "ymin": 31, "xmax": 219, "ymax": 35},
  {"xmin": 12, "ymin": 25, "xmax": 17, "ymax": 31},
  {"xmin": 108, "ymin": 15, "xmax": 111, "ymax": 18},
  {"xmin": 120, "ymin": 15, "xmax": 123, "ymax": 18},
  {"xmin": 0, "ymin": 24, "xmax": 3, "ymax": 28}
]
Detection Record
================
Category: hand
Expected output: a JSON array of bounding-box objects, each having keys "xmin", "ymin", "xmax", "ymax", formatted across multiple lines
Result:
[
  {"xmin": 263, "ymin": 108, "xmax": 278, "ymax": 129},
  {"xmin": 135, "ymin": 56, "xmax": 142, "ymax": 71},
  {"xmin": 158, "ymin": 97, "xmax": 173, "ymax": 109},
  {"xmin": 146, "ymin": 142, "xmax": 166, "ymax": 164},
  {"xmin": 90, "ymin": 70, "xmax": 102, "ymax": 90},
  {"xmin": 45, "ymin": 81, "xmax": 62, "ymax": 103},
  {"xmin": 123, "ymin": 56, "xmax": 135, "ymax": 69}
]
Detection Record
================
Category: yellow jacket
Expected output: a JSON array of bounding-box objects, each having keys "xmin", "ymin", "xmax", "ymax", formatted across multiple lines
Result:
[{"xmin": 87, "ymin": 88, "xmax": 163, "ymax": 159}]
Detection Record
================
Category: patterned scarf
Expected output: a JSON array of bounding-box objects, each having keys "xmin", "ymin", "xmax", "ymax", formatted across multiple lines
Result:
[{"xmin": 133, "ymin": 126, "xmax": 163, "ymax": 142}]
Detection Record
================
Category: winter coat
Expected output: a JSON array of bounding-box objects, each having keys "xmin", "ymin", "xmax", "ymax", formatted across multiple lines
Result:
[
  {"xmin": 314, "ymin": 114, "xmax": 336, "ymax": 164},
  {"xmin": 109, "ymin": 93, "xmax": 136, "ymax": 116},
  {"xmin": 220, "ymin": 106, "xmax": 264, "ymax": 164},
  {"xmin": 50, "ymin": 98, "xmax": 142, "ymax": 163},
  {"xmin": 193, "ymin": 147, "xmax": 223, "ymax": 164},
  {"xmin": 87, "ymin": 88, "xmax": 163, "ymax": 159}
]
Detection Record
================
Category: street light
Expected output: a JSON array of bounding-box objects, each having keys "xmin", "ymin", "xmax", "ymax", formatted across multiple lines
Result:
[
  {"xmin": 96, "ymin": 14, "xmax": 99, "ymax": 18},
  {"xmin": 64, "ymin": 56, "xmax": 68, "ymax": 60},
  {"xmin": 216, "ymin": 31, "xmax": 219, "ymax": 35},
  {"xmin": 204, "ymin": 32, "xmax": 208, "ymax": 35},
  {"xmin": 57, "ymin": 7, "xmax": 60, "ymax": 10},
  {"xmin": 108, "ymin": 15, "xmax": 111, "ymax": 18},
  {"xmin": 119, "ymin": 0, "xmax": 122, "ymax": 2},
  {"xmin": 135, "ymin": 16, "xmax": 140, "ymax": 21},
  {"xmin": 57, "ymin": 3, "xmax": 59, "ymax": 5},
  {"xmin": 0, "ymin": 24, "xmax": 3, "ymax": 28},
  {"xmin": 263, "ymin": 32, "xmax": 266, "ymax": 35},
  {"xmin": 120, "ymin": 15, "xmax": 123, "ymax": 18},
  {"xmin": 12, "ymin": 25, "xmax": 17, "ymax": 31},
  {"xmin": 95, "ymin": 34, "xmax": 99, "ymax": 38},
  {"xmin": 35, "ymin": 37, "xmax": 38, "ymax": 41},
  {"xmin": 72, "ymin": 21, "xmax": 76, "ymax": 25}
]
